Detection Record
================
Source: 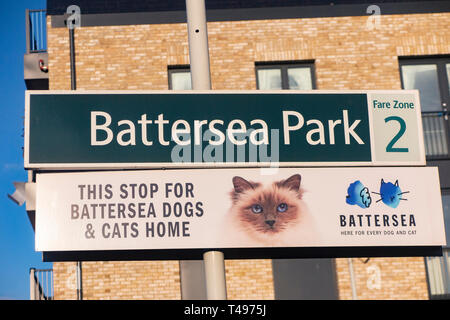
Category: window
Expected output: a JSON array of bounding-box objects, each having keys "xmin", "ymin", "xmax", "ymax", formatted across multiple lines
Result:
[
  {"xmin": 425, "ymin": 192, "xmax": 450, "ymax": 299},
  {"xmin": 168, "ymin": 66, "xmax": 192, "ymax": 90},
  {"xmin": 399, "ymin": 57, "xmax": 450, "ymax": 157},
  {"xmin": 400, "ymin": 61, "xmax": 449, "ymax": 112},
  {"xmin": 255, "ymin": 61, "xmax": 316, "ymax": 90}
]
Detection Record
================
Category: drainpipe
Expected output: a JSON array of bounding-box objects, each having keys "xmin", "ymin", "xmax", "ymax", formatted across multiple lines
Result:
[
  {"xmin": 69, "ymin": 27, "xmax": 76, "ymax": 90},
  {"xmin": 25, "ymin": 9, "xmax": 30, "ymax": 54},
  {"xmin": 70, "ymin": 27, "xmax": 82, "ymax": 300},
  {"xmin": 347, "ymin": 258, "xmax": 358, "ymax": 300},
  {"xmin": 66, "ymin": 6, "xmax": 81, "ymax": 300}
]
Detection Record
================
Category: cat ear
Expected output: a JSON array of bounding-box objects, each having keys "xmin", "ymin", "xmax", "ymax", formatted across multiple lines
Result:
[
  {"xmin": 232, "ymin": 176, "xmax": 254, "ymax": 193},
  {"xmin": 282, "ymin": 174, "xmax": 302, "ymax": 191},
  {"xmin": 395, "ymin": 180, "xmax": 399, "ymax": 187}
]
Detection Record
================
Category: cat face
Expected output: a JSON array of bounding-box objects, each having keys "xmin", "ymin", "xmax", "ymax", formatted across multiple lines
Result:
[
  {"xmin": 379, "ymin": 179, "xmax": 405, "ymax": 208},
  {"xmin": 230, "ymin": 174, "xmax": 303, "ymax": 235}
]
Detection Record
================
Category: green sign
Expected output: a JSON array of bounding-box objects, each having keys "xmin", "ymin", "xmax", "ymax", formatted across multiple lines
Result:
[{"xmin": 25, "ymin": 90, "xmax": 425, "ymax": 169}]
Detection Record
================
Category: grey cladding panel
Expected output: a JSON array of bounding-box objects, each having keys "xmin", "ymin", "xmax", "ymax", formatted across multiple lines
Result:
[{"xmin": 272, "ymin": 259, "xmax": 339, "ymax": 300}]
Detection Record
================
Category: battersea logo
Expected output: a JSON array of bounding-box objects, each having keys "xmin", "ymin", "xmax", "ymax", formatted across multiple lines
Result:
[{"xmin": 346, "ymin": 179, "xmax": 409, "ymax": 209}]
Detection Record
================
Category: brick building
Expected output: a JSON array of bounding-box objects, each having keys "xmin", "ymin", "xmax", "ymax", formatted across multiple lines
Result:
[{"xmin": 24, "ymin": 0, "xmax": 450, "ymax": 300}]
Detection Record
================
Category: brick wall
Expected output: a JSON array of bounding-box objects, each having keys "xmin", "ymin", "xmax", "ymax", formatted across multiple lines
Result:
[
  {"xmin": 336, "ymin": 257, "xmax": 429, "ymax": 300},
  {"xmin": 53, "ymin": 262, "xmax": 78, "ymax": 300},
  {"xmin": 225, "ymin": 260, "xmax": 275, "ymax": 300},
  {"xmin": 46, "ymin": 12, "xmax": 449, "ymax": 300}
]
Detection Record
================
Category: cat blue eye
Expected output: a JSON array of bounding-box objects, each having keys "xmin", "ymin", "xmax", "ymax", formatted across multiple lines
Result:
[
  {"xmin": 277, "ymin": 203, "xmax": 288, "ymax": 212},
  {"xmin": 251, "ymin": 204, "xmax": 263, "ymax": 214}
]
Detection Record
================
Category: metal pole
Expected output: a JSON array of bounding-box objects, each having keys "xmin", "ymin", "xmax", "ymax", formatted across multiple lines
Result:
[
  {"xmin": 347, "ymin": 258, "xmax": 358, "ymax": 300},
  {"xmin": 186, "ymin": 0, "xmax": 211, "ymax": 90},
  {"xmin": 203, "ymin": 251, "xmax": 227, "ymax": 300},
  {"xmin": 184, "ymin": 0, "xmax": 227, "ymax": 300}
]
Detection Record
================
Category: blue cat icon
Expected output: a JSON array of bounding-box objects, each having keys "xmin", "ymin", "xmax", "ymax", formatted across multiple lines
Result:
[
  {"xmin": 372, "ymin": 179, "xmax": 409, "ymax": 209},
  {"xmin": 346, "ymin": 180, "xmax": 372, "ymax": 209}
]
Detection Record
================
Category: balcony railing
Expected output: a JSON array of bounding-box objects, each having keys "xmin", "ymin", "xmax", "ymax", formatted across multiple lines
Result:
[
  {"xmin": 26, "ymin": 9, "xmax": 47, "ymax": 53},
  {"xmin": 30, "ymin": 268, "xmax": 53, "ymax": 300},
  {"xmin": 426, "ymin": 249, "xmax": 450, "ymax": 299},
  {"xmin": 422, "ymin": 111, "xmax": 450, "ymax": 159}
]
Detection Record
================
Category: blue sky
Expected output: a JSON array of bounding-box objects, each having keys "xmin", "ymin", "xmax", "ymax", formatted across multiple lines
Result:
[{"xmin": 0, "ymin": 0, "xmax": 50, "ymax": 300}]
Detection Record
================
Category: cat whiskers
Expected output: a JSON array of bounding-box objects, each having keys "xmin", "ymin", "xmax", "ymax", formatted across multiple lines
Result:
[
  {"xmin": 261, "ymin": 224, "xmax": 288, "ymax": 233},
  {"xmin": 256, "ymin": 225, "xmax": 273, "ymax": 233},
  {"xmin": 372, "ymin": 191, "xmax": 383, "ymax": 202},
  {"xmin": 398, "ymin": 191, "xmax": 409, "ymax": 201},
  {"xmin": 373, "ymin": 191, "xmax": 409, "ymax": 202}
]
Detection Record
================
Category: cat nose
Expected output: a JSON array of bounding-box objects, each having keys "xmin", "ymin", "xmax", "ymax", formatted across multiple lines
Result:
[{"xmin": 265, "ymin": 220, "xmax": 275, "ymax": 227}]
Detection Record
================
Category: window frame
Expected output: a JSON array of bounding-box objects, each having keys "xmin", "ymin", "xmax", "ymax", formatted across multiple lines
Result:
[
  {"xmin": 255, "ymin": 60, "xmax": 316, "ymax": 90},
  {"xmin": 425, "ymin": 248, "xmax": 450, "ymax": 300},
  {"xmin": 425, "ymin": 190, "xmax": 450, "ymax": 299},
  {"xmin": 398, "ymin": 56, "xmax": 450, "ymax": 110}
]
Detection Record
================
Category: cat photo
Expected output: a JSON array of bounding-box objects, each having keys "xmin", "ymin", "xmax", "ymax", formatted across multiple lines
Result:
[{"xmin": 223, "ymin": 174, "xmax": 317, "ymax": 247}]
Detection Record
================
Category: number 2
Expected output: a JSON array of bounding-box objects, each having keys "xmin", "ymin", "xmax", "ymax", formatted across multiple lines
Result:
[{"xmin": 385, "ymin": 116, "xmax": 408, "ymax": 153}]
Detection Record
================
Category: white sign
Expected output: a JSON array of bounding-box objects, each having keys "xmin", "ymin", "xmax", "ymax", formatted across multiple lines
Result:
[
  {"xmin": 368, "ymin": 92, "xmax": 425, "ymax": 165},
  {"xmin": 35, "ymin": 167, "xmax": 446, "ymax": 252}
]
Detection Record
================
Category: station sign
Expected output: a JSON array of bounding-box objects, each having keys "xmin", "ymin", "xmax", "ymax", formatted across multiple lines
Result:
[
  {"xmin": 25, "ymin": 90, "xmax": 425, "ymax": 169},
  {"xmin": 35, "ymin": 167, "xmax": 445, "ymax": 257}
]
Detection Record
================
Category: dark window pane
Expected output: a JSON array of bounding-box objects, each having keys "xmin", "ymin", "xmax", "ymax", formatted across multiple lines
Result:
[
  {"xmin": 446, "ymin": 63, "xmax": 450, "ymax": 94},
  {"xmin": 442, "ymin": 194, "xmax": 450, "ymax": 248},
  {"xmin": 401, "ymin": 64, "xmax": 441, "ymax": 112}
]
